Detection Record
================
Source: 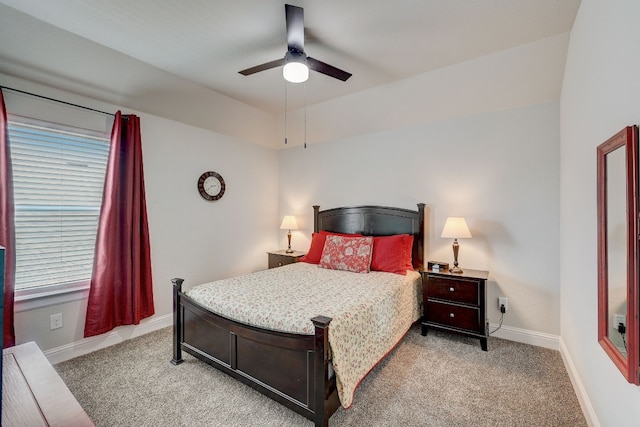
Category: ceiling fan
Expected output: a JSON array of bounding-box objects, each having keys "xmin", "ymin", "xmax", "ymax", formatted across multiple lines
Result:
[{"xmin": 239, "ymin": 4, "xmax": 352, "ymax": 83}]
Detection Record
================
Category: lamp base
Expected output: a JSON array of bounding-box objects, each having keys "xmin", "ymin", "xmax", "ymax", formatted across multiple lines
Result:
[
  {"xmin": 450, "ymin": 239, "xmax": 463, "ymax": 273},
  {"xmin": 285, "ymin": 230, "xmax": 293, "ymax": 253},
  {"xmin": 449, "ymin": 265, "xmax": 463, "ymax": 274}
]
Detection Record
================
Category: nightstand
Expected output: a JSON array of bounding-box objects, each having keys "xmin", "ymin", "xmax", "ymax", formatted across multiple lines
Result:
[
  {"xmin": 421, "ymin": 268, "xmax": 490, "ymax": 351},
  {"xmin": 267, "ymin": 250, "xmax": 306, "ymax": 269}
]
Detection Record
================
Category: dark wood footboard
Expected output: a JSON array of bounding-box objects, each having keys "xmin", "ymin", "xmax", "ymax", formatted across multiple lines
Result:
[{"xmin": 171, "ymin": 278, "xmax": 339, "ymax": 427}]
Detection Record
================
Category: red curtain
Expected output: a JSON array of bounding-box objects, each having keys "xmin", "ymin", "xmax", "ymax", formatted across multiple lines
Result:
[
  {"xmin": 0, "ymin": 89, "xmax": 16, "ymax": 348},
  {"xmin": 84, "ymin": 112, "xmax": 154, "ymax": 337}
]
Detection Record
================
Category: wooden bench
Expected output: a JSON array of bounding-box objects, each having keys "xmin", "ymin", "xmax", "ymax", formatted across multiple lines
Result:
[{"xmin": 2, "ymin": 341, "xmax": 94, "ymax": 426}]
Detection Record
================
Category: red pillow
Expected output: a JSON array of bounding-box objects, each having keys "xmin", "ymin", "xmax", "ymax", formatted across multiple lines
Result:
[
  {"xmin": 299, "ymin": 230, "xmax": 363, "ymax": 264},
  {"xmin": 370, "ymin": 235, "xmax": 408, "ymax": 275},
  {"xmin": 319, "ymin": 235, "xmax": 374, "ymax": 273},
  {"xmin": 403, "ymin": 234, "xmax": 414, "ymax": 270}
]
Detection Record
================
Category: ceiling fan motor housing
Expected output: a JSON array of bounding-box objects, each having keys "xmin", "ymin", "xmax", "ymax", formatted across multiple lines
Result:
[{"xmin": 285, "ymin": 49, "xmax": 307, "ymax": 63}]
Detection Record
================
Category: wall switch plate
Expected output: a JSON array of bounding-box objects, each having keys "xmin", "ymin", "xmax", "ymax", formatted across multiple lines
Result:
[
  {"xmin": 50, "ymin": 313, "xmax": 63, "ymax": 330},
  {"xmin": 498, "ymin": 297, "xmax": 508, "ymax": 312}
]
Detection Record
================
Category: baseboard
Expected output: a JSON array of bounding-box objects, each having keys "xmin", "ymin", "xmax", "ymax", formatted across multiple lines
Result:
[
  {"xmin": 45, "ymin": 313, "xmax": 173, "ymax": 365},
  {"xmin": 559, "ymin": 338, "xmax": 601, "ymax": 427},
  {"xmin": 488, "ymin": 322, "xmax": 560, "ymax": 350}
]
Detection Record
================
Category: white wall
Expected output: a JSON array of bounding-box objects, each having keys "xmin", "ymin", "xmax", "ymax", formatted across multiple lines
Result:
[
  {"xmin": 4, "ymin": 74, "xmax": 280, "ymax": 355},
  {"xmin": 560, "ymin": 0, "xmax": 640, "ymax": 425},
  {"xmin": 279, "ymin": 102, "xmax": 560, "ymax": 336},
  {"xmin": 279, "ymin": 33, "xmax": 569, "ymax": 148}
]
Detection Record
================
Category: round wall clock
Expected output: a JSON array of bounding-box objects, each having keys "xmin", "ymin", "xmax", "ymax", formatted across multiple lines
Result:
[{"xmin": 197, "ymin": 171, "xmax": 225, "ymax": 201}]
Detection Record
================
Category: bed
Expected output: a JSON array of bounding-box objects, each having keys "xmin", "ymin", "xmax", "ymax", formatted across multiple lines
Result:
[{"xmin": 171, "ymin": 204, "xmax": 425, "ymax": 426}]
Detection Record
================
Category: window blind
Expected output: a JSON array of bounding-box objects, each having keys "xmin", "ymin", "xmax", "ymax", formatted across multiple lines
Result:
[{"xmin": 9, "ymin": 120, "xmax": 109, "ymax": 290}]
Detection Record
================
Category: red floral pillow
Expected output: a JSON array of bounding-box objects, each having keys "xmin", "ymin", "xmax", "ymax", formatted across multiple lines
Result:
[
  {"xmin": 299, "ymin": 230, "xmax": 362, "ymax": 264},
  {"xmin": 319, "ymin": 235, "xmax": 374, "ymax": 273}
]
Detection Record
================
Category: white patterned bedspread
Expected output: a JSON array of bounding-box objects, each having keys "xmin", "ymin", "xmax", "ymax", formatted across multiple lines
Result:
[{"xmin": 185, "ymin": 262, "xmax": 422, "ymax": 408}]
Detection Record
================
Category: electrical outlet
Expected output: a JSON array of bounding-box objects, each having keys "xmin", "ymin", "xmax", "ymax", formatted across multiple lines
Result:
[
  {"xmin": 498, "ymin": 297, "xmax": 508, "ymax": 313},
  {"xmin": 614, "ymin": 313, "xmax": 626, "ymax": 329},
  {"xmin": 50, "ymin": 313, "xmax": 63, "ymax": 330}
]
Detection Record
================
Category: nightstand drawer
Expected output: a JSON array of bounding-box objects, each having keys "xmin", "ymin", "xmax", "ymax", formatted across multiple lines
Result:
[
  {"xmin": 426, "ymin": 301, "xmax": 482, "ymax": 333},
  {"xmin": 267, "ymin": 250, "xmax": 306, "ymax": 269},
  {"xmin": 269, "ymin": 254, "xmax": 295, "ymax": 268},
  {"xmin": 427, "ymin": 276, "xmax": 479, "ymax": 305}
]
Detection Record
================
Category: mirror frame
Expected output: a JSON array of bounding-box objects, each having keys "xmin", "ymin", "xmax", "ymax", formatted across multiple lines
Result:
[{"xmin": 597, "ymin": 125, "xmax": 639, "ymax": 385}]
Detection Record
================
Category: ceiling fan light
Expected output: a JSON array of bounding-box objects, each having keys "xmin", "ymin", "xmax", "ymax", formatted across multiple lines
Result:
[{"xmin": 283, "ymin": 61, "xmax": 309, "ymax": 83}]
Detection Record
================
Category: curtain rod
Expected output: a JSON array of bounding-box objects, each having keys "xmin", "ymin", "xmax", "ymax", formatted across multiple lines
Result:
[{"xmin": 0, "ymin": 85, "xmax": 117, "ymax": 118}]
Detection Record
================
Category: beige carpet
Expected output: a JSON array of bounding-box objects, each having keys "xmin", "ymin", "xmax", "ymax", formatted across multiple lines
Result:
[{"xmin": 55, "ymin": 325, "xmax": 587, "ymax": 426}]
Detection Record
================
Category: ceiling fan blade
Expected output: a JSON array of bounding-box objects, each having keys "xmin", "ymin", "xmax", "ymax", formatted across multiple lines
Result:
[
  {"xmin": 285, "ymin": 4, "xmax": 304, "ymax": 53},
  {"xmin": 239, "ymin": 58, "xmax": 285, "ymax": 76},
  {"xmin": 307, "ymin": 57, "xmax": 352, "ymax": 81}
]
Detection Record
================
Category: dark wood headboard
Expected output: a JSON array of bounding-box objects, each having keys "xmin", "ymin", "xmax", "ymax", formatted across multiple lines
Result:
[{"xmin": 313, "ymin": 204, "xmax": 425, "ymax": 270}]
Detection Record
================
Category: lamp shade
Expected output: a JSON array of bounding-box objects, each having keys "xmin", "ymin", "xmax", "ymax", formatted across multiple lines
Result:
[
  {"xmin": 280, "ymin": 215, "xmax": 298, "ymax": 230},
  {"xmin": 283, "ymin": 62, "xmax": 309, "ymax": 83},
  {"xmin": 441, "ymin": 217, "xmax": 472, "ymax": 239}
]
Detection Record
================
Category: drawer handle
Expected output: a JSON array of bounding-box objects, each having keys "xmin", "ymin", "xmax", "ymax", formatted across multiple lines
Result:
[
  {"xmin": 278, "ymin": 262, "xmax": 283, "ymax": 266},
  {"xmin": 449, "ymin": 313, "xmax": 455, "ymax": 318},
  {"xmin": 449, "ymin": 287, "xmax": 455, "ymax": 292}
]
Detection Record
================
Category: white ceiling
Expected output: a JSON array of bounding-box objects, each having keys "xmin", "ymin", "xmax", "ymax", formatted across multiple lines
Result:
[{"xmin": 0, "ymin": 0, "xmax": 580, "ymax": 115}]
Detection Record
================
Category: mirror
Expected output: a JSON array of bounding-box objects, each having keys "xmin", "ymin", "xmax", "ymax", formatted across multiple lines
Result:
[{"xmin": 597, "ymin": 125, "xmax": 639, "ymax": 385}]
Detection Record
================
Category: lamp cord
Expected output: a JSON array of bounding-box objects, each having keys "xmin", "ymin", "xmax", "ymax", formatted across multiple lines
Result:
[{"xmin": 489, "ymin": 312, "xmax": 504, "ymax": 335}]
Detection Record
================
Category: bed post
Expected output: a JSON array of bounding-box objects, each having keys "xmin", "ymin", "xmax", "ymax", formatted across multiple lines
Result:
[
  {"xmin": 311, "ymin": 315, "xmax": 332, "ymax": 427},
  {"xmin": 171, "ymin": 278, "xmax": 184, "ymax": 365},
  {"xmin": 313, "ymin": 205, "xmax": 320, "ymax": 233},
  {"xmin": 417, "ymin": 203, "xmax": 426, "ymax": 271}
]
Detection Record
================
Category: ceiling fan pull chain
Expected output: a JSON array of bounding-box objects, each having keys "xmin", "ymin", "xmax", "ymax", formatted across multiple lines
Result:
[
  {"xmin": 304, "ymin": 81, "xmax": 307, "ymax": 149},
  {"xmin": 284, "ymin": 81, "xmax": 288, "ymax": 145}
]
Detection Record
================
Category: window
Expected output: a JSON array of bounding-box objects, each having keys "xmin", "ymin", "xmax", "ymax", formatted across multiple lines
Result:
[{"xmin": 9, "ymin": 118, "xmax": 109, "ymax": 294}]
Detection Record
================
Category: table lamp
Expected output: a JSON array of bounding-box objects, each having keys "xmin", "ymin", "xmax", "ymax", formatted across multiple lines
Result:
[
  {"xmin": 280, "ymin": 215, "xmax": 299, "ymax": 253},
  {"xmin": 441, "ymin": 217, "xmax": 472, "ymax": 273}
]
